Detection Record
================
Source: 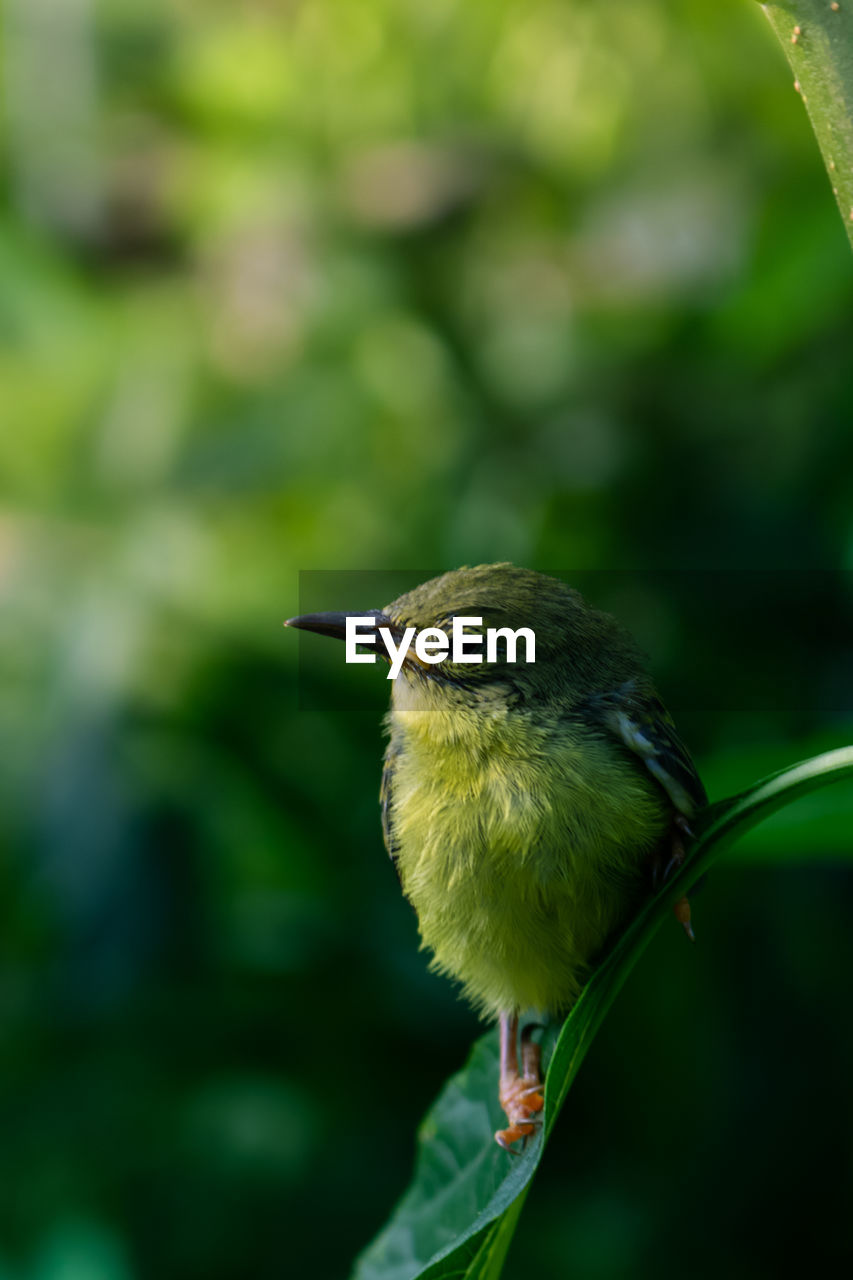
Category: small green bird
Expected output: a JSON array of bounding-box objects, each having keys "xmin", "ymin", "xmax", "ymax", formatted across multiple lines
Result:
[{"xmin": 287, "ymin": 565, "xmax": 705, "ymax": 1149}]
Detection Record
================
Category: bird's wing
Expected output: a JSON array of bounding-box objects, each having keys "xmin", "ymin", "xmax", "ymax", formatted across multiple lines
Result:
[
  {"xmin": 380, "ymin": 740, "xmax": 401, "ymax": 860},
  {"xmin": 584, "ymin": 681, "xmax": 707, "ymax": 819}
]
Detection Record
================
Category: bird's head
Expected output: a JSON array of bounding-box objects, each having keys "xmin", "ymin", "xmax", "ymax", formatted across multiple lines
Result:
[{"xmin": 286, "ymin": 564, "xmax": 623, "ymax": 703}]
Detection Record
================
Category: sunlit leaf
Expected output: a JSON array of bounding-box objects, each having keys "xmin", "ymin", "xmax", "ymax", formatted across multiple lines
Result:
[{"xmin": 760, "ymin": 0, "xmax": 853, "ymax": 248}]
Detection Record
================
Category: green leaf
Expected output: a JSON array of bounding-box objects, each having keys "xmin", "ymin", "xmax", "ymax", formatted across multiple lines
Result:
[
  {"xmin": 760, "ymin": 1, "xmax": 853, "ymax": 248},
  {"xmin": 352, "ymin": 747, "xmax": 853, "ymax": 1280}
]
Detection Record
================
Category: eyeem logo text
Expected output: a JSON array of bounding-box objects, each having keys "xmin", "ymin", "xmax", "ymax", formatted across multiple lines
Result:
[{"xmin": 347, "ymin": 616, "xmax": 536, "ymax": 679}]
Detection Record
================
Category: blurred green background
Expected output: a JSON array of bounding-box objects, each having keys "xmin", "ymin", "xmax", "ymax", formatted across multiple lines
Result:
[{"xmin": 1, "ymin": 1, "xmax": 853, "ymax": 1276}]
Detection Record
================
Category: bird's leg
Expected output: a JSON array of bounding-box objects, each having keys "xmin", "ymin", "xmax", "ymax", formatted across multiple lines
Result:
[
  {"xmin": 520, "ymin": 1021, "xmax": 542, "ymax": 1081},
  {"xmin": 650, "ymin": 814, "xmax": 695, "ymax": 942},
  {"xmin": 495, "ymin": 1013, "xmax": 544, "ymax": 1151}
]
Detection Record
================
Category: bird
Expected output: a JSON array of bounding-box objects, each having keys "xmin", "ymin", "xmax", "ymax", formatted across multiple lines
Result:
[{"xmin": 286, "ymin": 564, "xmax": 706, "ymax": 1149}]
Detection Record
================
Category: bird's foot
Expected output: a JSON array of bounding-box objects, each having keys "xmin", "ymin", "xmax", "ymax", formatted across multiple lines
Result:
[
  {"xmin": 495, "ymin": 1076, "xmax": 543, "ymax": 1150},
  {"xmin": 495, "ymin": 1026, "xmax": 544, "ymax": 1151}
]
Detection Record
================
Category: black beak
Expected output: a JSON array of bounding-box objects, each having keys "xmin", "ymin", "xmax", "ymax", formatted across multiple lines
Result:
[
  {"xmin": 286, "ymin": 609, "xmax": 456, "ymax": 682},
  {"xmin": 284, "ymin": 609, "xmax": 396, "ymax": 641}
]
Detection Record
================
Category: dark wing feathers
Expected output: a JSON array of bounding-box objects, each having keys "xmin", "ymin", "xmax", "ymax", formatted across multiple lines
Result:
[
  {"xmin": 380, "ymin": 741, "xmax": 401, "ymax": 860},
  {"xmin": 584, "ymin": 682, "xmax": 707, "ymax": 818}
]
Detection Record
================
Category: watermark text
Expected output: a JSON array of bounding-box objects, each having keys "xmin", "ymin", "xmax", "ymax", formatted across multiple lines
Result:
[{"xmin": 345, "ymin": 616, "xmax": 535, "ymax": 679}]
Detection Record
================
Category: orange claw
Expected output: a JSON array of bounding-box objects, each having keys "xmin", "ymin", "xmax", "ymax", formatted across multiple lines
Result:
[
  {"xmin": 495, "ymin": 1121, "xmax": 537, "ymax": 1151},
  {"xmin": 674, "ymin": 894, "xmax": 695, "ymax": 942}
]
